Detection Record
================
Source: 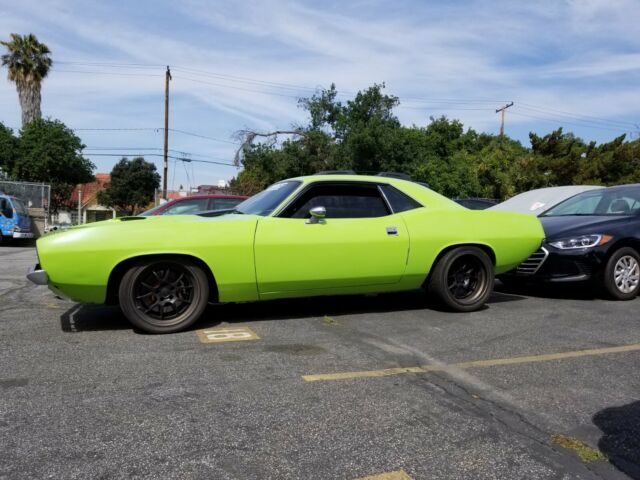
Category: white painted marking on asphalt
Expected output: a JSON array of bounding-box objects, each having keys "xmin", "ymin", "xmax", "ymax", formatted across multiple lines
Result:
[{"xmin": 196, "ymin": 326, "xmax": 260, "ymax": 344}]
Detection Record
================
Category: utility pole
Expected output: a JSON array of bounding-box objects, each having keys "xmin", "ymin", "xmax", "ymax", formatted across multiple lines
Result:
[
  {"xmin": 496, "ymin": 102, "xmax": 514, "ymax": 136},
  {"xmin": 162, "ymin": 66, "xmax": 172, "ymax": 200},
  {"xmin": 77, "ymin": 187, "xmax": 82, "ymax": 225}
]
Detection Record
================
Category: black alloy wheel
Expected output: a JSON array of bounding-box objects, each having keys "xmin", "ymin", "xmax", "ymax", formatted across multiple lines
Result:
[
  {"xmin": 119, "ymin": 258, "xmax": 209, "ymax": 333},
  {"xmin": 428, "ymin": 246, "xmax": 494, "ymax": 312}
]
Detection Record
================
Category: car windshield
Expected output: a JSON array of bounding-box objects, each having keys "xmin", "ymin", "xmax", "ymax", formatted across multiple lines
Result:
[
  {"xmin": 12, "ymin": 198, "xmax": 28, "ymax": 215},
  {"xmin": 542, "ymin": 186, "xmax": 640, "ymax": 217},
  {"xmin": 235, "ymin": 180, "xmax": 302, "ymax": 216}
]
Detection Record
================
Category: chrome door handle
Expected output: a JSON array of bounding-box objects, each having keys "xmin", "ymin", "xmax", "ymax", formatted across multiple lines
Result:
[{"xmin": 386, "ymin": 227, "xmax": 398, "ymax": 236}]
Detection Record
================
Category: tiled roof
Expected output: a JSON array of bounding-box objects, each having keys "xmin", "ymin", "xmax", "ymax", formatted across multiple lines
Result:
[{"xmin": 69, "ymin": 173, "xmax": 110, "ymax": 207}]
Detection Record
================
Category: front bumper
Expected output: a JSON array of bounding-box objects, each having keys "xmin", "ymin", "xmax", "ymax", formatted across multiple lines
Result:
[
  {"xmin": 26, "ymin": 264, "xmax": 48, "ymax": 285},
  {"xmin": 505, "ymin": 244, "xmax": 607, "ymax": 283},
  {"xmin": 13, "ymin": 232, "xmax": 35, "ymax": 239}
]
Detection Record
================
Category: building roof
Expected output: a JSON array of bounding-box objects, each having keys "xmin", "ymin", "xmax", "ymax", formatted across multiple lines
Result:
[{"xmin": 69, "ymin": 173, "xmax": 110, "ymax": 208}]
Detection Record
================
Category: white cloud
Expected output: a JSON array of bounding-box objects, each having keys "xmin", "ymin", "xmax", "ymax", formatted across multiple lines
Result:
[{"xmin": 1, "ymin": 0, "xmax": 639, "ymax": 186}]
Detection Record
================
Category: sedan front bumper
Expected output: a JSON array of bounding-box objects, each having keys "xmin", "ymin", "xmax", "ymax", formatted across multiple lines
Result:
[
  {"xmin": 505, "ymin": 243, "xmax": 607, "ymax": 283},
  {"xmin": 26, "ymin": 264, "xmax": 48, "ymax": 285}
]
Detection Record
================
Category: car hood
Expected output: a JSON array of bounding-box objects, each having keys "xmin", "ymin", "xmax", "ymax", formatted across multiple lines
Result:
[
  {"xmin": 539, "ymin": 215, "xmax": 637, "ymax": 240},
  {"xmin": 41, "ymin": 212, "xmax": 257, "ymax": 238}
]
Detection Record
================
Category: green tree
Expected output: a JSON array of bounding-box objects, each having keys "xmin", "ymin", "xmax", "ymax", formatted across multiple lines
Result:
[
  {"xmin": 14, "ymin": 118, "xmax": 94, "ymax": 211},
  {"xmin": 232, "ymin": 82, "xmax": 639, "ymax": 200},
  {"xmin": 98, "ymin": 157, "xmax": 160, "ymax": 215},
  {"xmin": 1, "ymin": 33, "xmax": 52, "ymax": 126},
  {"xmin": 0, "ymin": 122, "xmax": 18, "ymax": 178}
]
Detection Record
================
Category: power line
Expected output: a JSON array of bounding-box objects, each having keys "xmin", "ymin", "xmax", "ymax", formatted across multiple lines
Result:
[
  {"xmin": 71, "ymin": 127, "xmax": 238, "ymax": 145},
  {"xmin": 84, "ymin": 153, "xmax": 238, "ymax": 167},
  {"xmin": 84, "ymin": 147, "xmax": 224, "ymax": 157},
  {"xmin": 54, "ymin": 60, "xmax": 638, "ymax": 130},
  {"xmin": 509, "ymin": 111, "xmax": 631, "ymax": 134},
  {"xmin": 52, "ymin": 69, "xmax": 162, "ymax": 77},
  {"xmin": 167, "ymin": 128, "xmax": 237, "ymax": 144},
  {"xmin": 56, "ymin": 61, "xmax": 164, "ymax": 69},
  {"xmin": 73, "ymin": 127, "xmax": 162, "ymax": 131},
  {"xmin": 173, "ymin": 74, "xmax": 304, "ymax": 99},
  {"xmin": 516, "ymin": 104, "xmax": 637, "ymax": 129}
]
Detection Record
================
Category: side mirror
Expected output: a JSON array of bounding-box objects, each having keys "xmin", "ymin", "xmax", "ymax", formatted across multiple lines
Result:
[{"xmin": 305, "ymin": 206, "xmax": 326, "ymax": 224}]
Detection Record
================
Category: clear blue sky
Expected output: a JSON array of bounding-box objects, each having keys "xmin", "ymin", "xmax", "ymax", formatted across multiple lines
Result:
[{"xmin": 1, "ymin": 0, "xmax": 639, "ymax": 190}]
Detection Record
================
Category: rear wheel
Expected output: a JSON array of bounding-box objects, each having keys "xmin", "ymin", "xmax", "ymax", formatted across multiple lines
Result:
[
  {"xmin": 428, "ymin": 247, "xmax": 494, "ymax": 312},
  {"xmin": 118, "ymin": 258, "xmax": 209, "ymax": 333},
  {"xmin": 603, "ymin": 247, "xmax": 640, "ymax": 300}
]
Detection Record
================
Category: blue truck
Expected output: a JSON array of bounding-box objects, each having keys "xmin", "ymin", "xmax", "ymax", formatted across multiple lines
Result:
[{"xmin": 0, "ymin": 193, "xmax": 34, "ymax": 242}]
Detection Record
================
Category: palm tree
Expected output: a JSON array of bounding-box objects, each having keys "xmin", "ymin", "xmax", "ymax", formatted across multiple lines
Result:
[{"xmin": 1, "ymin": 33, "xmax": 52, "ymax": 126}]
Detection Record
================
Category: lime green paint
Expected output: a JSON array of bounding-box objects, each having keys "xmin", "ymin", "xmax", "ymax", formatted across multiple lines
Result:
[{"xmin": 36, "ymin": 175, "xmax": 544, "ymax": 304}]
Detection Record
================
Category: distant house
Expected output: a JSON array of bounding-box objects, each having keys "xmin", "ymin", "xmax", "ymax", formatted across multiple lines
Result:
[{"xmin": 54, "ymin": 173, "xmax": 116, "ymax": 224}]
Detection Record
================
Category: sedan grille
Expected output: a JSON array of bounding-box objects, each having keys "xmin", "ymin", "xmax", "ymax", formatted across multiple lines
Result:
[{"xmin": 516, "ymin": 247, "xmax": 549, "ymax": 275}]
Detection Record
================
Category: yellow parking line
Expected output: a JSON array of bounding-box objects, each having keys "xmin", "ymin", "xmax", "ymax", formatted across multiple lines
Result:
[
  {"xmin": 355, "ymin": 469, "xmax": 412, "ymax": 480},
  {"xmin": 303, "ymin": 343, "xmax": 640, "ymax": 382}
]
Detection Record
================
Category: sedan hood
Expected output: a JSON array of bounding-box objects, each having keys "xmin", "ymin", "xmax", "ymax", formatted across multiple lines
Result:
[{"xmin": 540, "ymin": 215, "xmax": 636, "ymax": 240}]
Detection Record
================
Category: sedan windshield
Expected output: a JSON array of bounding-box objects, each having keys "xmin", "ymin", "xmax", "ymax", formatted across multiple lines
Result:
[
  {"xmin": 542, "ymin": 186, "xmax": 640, "ymax": 216},
  {"xmin": 235, "ymin": 180, "xmax": 301, "ymax": 216}
]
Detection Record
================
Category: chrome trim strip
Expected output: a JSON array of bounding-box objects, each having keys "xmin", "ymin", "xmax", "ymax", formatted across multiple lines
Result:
[
  {"xmin": 516, "ymin": 246, "xmax": 549, "ymax": 275},
  {"xmin": 377, "ymin": 185, "xmax": 395, "ymax": 214}
]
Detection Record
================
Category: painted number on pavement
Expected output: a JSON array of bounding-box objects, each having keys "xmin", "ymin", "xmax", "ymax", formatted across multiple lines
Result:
[{"xmin": 197, "ymin": 326, "xmax": 260, "ymax": 344}]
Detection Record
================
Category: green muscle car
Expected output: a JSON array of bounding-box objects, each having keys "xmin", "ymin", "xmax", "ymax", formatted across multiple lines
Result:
[{"xmin": 27, "ymin": 174, "xmax": 544, "ymax": 333}]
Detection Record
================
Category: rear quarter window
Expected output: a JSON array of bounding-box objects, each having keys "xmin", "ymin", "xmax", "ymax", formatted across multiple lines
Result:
[{"xmin": 380, "ymin": 185, "xmax": 422, "ymax": 213}]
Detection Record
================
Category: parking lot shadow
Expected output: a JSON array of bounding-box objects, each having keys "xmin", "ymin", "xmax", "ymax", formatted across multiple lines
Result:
[
  {"xmin": 593, "ymin": 400, "xmax": 640, "ymax": 479},
  {"xmin": 0, "ymin": 238, "xmax": 36, "ymax": 248},
  {"xmin": 59, "ymin": 290, "xmax": 526, "ymax": 333},
  {"xmin": 198, "ymin": 289, "xmax": 526, "ymax": 329},
  {"xmin": 60, "ymin": 304, "xmax": 130, "ymax": 332},
  {"xmin": 495, "ymin": 280, "xmax": 601, "ymax": 300}
]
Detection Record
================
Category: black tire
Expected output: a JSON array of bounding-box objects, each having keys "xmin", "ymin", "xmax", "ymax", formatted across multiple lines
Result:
[
  {"xmin": 603, "ymin": 247, "xmax": 640, "ymax": 300},
  {"xmin": 428, "ymin": 246, "xmax": 494, "ymax": 312},
  {"xmin": 118, "ymin": 258, "xmax": 210, "ymax": 333}
]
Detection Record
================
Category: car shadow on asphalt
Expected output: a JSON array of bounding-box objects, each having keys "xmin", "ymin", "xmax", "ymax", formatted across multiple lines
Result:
[
  {"xmin": 494, "ymin": 280, "xmax": 603, "ymax": 300},
  {"xmin": 59, "ymin": 289, "xmax": 527, "ymax": 333},
  {"xmin": 0, "ymin": 239, "xmax": 36, "ymax": 248},
  {"xmin": 593, "ymin": 400, "xmax": 640, "ymax": 479},
  {"xmin": 60, "ymin": 304, "xmax": 131, "ymax": 332}
]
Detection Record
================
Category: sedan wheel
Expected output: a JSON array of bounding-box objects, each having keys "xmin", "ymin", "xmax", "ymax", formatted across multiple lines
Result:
[
  {"xmin": 119, "ymin": 259, "xmax": 209, "ymax": 333},
  {"xmin": 604, "ymin": 247, "xmax": 640, "ymax": 300},
  {"xmin": 428, "ymin": 246, "xmax": 494, "ymax": 312}
]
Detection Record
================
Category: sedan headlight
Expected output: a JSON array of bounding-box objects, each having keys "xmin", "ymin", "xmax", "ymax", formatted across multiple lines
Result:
[{"xmin": 549, "ymin": 234, "xmax": 612, "ymax": 250}]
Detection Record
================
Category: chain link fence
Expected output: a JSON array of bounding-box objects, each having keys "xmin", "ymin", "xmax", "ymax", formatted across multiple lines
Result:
[{"xmin": 0, "ymin": 181, "xmax": 51, "ymax": 236}]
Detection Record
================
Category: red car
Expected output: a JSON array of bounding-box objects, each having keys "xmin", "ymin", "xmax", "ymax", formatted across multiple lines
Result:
[{"xmin": 140, "ymin": 194, "xmax": 248, "ymax": 216}]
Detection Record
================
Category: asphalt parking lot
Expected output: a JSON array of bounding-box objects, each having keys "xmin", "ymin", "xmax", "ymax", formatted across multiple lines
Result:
[{"xmin": 1, "ymin": 244, "xmax": 639, "ymax": 480}]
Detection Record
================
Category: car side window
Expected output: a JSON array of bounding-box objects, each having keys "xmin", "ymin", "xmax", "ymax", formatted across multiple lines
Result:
[
  {"xmin": 162, "ymin": 198, "xmax": 210, "ymax": 215},
  {"xmin": 0, "ymin": 199, "xmax": 12, "ymax": 218},
  {"xmin": 281, "ymin": 183, "xmax": 390, "ymax": 219},
  {"xmin": 211, "ymin": 198, "xmax": 243, "ymax": 210},
  {"xmin": 379, "ymin": 185, "xmax": 422, "ymax": 213}
]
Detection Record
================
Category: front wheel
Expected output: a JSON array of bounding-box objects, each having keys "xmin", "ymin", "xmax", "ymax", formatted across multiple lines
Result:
[
  {"xmin": 603, "ymin": 247, "xmax": 640, "ymax": 300},
  {"xmin": 118, "ymin": 258, "xmax": 210, "ymax": 333},
  {"xmin": 428, "ymin": 247, "xmax": 494, "ymax": 312}
]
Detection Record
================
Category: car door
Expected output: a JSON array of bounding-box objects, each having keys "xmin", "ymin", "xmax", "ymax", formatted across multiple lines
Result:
[{"xmin": 254, "ymin": 182, "xmax": 409, "ymax": 295}]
